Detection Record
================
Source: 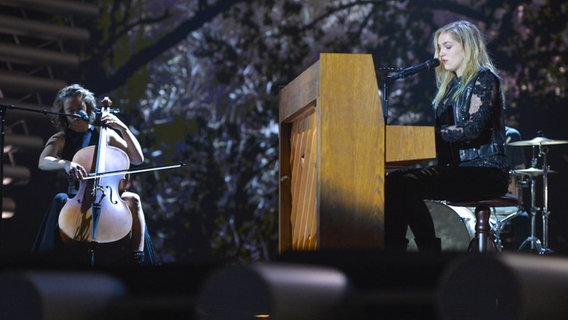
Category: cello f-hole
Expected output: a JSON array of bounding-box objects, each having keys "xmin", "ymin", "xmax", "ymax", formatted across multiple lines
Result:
[{"xmin": 107, "ymin": 186, "xmax": 119, "ymax": 204}]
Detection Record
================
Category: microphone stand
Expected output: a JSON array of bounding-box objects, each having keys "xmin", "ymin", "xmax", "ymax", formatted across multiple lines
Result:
[
  {"xmin": 376, "ymin": 68, "xmax": 398, "ymax": 180},
  {"xmin": 0, "ymin": 103, "xmax": 86, "ymax": 249},
  {"xmin": 382, "ymin": 76, "xmax": 392, "ymax": 121},
  {"xmin": 378, "ymin": 58, "xmax": 439, "ymax": 120},
  {"xmin": 375, "ymin": 66, "xmax": 400, "ymax": 121}
]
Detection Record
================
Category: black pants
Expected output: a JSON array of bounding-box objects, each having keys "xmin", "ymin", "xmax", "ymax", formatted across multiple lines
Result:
[{"xmin": 385, "ymin": 166, "xmax": 509, "ymax": 248}]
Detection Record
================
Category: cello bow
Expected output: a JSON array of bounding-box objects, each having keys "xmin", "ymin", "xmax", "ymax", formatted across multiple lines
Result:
[{"xmin": 82, "ymin": 162, "xmax": 186, "ymax": 180}]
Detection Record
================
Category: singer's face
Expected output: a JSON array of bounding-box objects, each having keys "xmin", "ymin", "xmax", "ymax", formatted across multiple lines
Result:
[
  {"xmin": 64, "ymin": 96, "xmax": 89, "ymax": 132},
  {"xmin": 437, "ymin": 32, "xmax": 465, "ymax": 77}
]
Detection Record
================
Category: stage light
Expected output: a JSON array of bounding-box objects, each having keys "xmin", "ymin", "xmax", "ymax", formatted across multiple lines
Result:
[
  {"xmin": 438, "ymin": 253, "xmax": 568, "ymax": 320},
  {"xmin": 0, "ymin": 271, "xmax": 126, "ymax": 319},
  {"xmin": 4, "ymin": 134, "xmax": 44, "ymax": 152},
  {"xmin": 3, "ymin": 165, "xmax": 30, "ymax": 185},
  {"xmin": 197, "ymin": 263, "xmax": 348, "ymax": 320},
  {"xmin": 2, "ymin": 197, "xmax": 15, "ymax": 219}
]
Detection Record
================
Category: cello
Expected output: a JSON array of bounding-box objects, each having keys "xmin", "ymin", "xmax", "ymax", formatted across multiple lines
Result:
[{"xmin": 58, "ymin": 97, "xmax": 133, "ymax": 265}]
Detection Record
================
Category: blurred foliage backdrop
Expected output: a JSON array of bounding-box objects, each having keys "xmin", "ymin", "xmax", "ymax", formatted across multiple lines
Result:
[{"xmin": 14, "ymin": 0, "xmax": 568, "ymax": 264}]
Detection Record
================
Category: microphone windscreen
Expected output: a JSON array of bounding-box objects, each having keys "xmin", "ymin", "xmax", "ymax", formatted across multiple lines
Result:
[{"xmin": 78, "ymin": 110, "xmax": 90, "ymax": 122}]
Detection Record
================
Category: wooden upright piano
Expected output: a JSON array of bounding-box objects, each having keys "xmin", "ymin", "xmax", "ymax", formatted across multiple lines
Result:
[{"xmin": 278, "ymin": 53, "xmax": 435, "ymax": 252}]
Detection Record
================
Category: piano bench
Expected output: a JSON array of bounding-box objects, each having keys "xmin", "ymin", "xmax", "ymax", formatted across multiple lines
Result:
[{"xmin": 446, "ymin": 193, "xmax": 520, "ymax": 253}]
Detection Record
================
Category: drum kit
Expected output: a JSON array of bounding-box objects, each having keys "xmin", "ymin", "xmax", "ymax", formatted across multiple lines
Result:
[{"xmin": 504, "ymin": 133, "xmax": 568, "ymax": 254}]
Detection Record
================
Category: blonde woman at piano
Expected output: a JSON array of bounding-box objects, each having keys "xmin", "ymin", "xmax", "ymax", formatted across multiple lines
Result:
[{"xmin": 385, "ymin": 20, "xmax": 511, "ymax": 252}]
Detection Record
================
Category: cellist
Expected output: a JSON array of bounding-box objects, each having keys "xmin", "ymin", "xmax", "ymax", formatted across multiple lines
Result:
[{"xmin": 33, "ymin": 84, "xmax": 154, "ymax": 266}]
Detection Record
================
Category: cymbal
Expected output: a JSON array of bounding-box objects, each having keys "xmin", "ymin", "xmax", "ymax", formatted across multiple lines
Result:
[
  {"xmin": 512, "ymin": 167, "xmax": 558, "ymax": 176},
  {"xmin": 508, "ymin": 136, "xmax": 568, "ymax": 146}
]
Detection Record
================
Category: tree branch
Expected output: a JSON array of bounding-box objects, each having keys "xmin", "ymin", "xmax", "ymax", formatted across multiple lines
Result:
[{"xmin": 86, "ymin": 0, "xmax": 246, "ymax": 94}]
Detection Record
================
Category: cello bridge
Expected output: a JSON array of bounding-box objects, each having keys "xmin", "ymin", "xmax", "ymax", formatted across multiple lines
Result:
[{"xmin": 91, "ymin": 185, "xmax": 106, "ymax": 204}]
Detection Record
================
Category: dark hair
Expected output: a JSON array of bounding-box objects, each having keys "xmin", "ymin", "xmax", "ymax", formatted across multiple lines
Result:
[{"xmin": 52, "ymin": 84, "xmax": 96, "ymax": 130}]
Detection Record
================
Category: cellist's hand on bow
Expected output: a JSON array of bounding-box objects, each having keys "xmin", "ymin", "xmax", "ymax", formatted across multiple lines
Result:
[{"xmin": 65, "ymin": 161, "xmax": 88, "ymax": 181}]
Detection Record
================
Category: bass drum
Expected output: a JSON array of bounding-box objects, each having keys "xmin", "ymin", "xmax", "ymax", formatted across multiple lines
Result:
[{"xmin": 407, "ymin": 201, "xmax": 476, "ymax": 252}]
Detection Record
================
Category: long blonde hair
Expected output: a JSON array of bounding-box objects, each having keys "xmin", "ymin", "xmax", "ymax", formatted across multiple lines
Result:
[{"xmin": 432, "ymin": 20, "xmax": 499, "ymax": 108}]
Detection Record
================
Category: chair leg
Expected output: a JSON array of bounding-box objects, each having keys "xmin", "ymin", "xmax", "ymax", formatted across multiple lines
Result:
[{"xmin": 471, "ymin": 206, "xmax": 491, "ymax": 253}]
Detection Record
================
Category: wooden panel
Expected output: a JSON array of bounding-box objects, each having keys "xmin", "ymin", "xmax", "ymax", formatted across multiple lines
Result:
[
  {"xmin": 278, "ymin": 119, "xmax": 292, "ymax": 252},
  {"xmin": 386, "ymin": 125, "xmax": 435, "ymax": 166},
  {"xmin": 289, "ymin": 109, "xmax": 318, "ymax": 250},
  {"xmin": 317, "ymin": 53, "xmax": 384, "ymax": 248},
  {"xmin": 278, "ymin": 61, "xmax": 320, "ymax": 252},
  {"xmin": 279, "ymin": 61, "xmax": 320, "ymax": 123}
]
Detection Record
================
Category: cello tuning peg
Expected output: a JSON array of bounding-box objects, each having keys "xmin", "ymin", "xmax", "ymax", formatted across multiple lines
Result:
[
  {"xmin": 101, "ymin": 97, "xmax": 113, "ymax": 107},
  {"xmin": 93, "ymin": 107, "xmax": 120, "ymax": 115}
]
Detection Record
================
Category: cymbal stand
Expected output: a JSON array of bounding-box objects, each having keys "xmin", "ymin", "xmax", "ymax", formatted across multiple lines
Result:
[
  {"xmin": 490, "ymin": 207, "xmax": 522, "ymax": 250},
  {"xmin": 540, "ymin": 145, "xmax": 553, "ymax": 254},
  {"xmin": 517, "ymin": 173, "xmax": 543, "ymax": 253}
]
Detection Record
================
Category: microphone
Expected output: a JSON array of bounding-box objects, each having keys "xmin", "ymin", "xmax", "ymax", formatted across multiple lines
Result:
[
  {"xmin": 74, "ymin": 110, "xmax": 90, "ymax": 122},
  {"xmin": 386, "ymin": 58, "xmax": 440, "ymax": 81}
]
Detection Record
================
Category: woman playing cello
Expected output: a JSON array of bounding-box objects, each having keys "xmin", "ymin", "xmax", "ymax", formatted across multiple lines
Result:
[{"xmin": 33, "ymin": 84, "xmax": 154, "ymax": 266}]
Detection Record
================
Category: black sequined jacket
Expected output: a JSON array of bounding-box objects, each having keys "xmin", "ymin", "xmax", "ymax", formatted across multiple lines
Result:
[{"xmin": 435, "ymin": 67, "xmax": 510, "ymax": 171}]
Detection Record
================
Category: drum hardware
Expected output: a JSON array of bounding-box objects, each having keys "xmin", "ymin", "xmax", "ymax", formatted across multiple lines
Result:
[
  {"xmin": 540, "ymin": 145, "xmax": 553, "ymax": 254},
  {"xmin": 487, "ymin": 169, "xmax": 531, "ymax": 250},
  {"xmin": 407, "ymin": 201, "xmax": 477, "ymax": 252},
  {"xmin": 507, "ymin": 136, "xmax": 568, "ymax": 146},
  {"xmin": 508, "ymin": 132, "xmax": 567, "ymax": 254},
  {"xmin": 512, "ymin": 167, "xmax": 557, "ymax": 176},
  {"xmin": 489, "ymin": 206, "xmax": 523, "ymax": 251},
  {"xmin": 409, "ymin": 201, "xmax": 520, "ymax": 253},
  {"xmin": 516, "ymin": 173, "xmax": 544, "ymax": 253}
]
